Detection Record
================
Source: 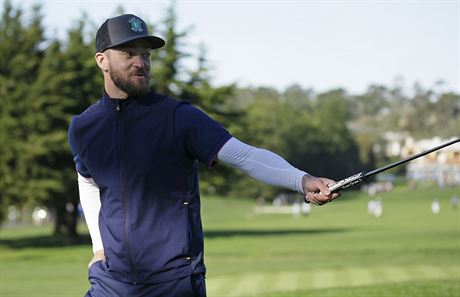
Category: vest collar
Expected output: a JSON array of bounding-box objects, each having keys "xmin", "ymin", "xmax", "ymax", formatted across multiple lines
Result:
[{"xmin": 101, "ymin": 90, "xmax": 162, "ymax": 111}]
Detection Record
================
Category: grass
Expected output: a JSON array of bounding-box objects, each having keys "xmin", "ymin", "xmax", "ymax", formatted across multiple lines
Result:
[{"xmin": 1, "ymin": 185, "xmax": 459, "ymax": 296}]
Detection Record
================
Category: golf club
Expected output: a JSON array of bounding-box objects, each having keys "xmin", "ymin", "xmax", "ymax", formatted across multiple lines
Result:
[{"xmin": 305, "ymin": 137, "xmax": 460, "ymax": 203}]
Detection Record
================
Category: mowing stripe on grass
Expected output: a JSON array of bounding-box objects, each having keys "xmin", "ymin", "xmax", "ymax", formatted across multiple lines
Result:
[
  {"xmin": 227, "ymin": 273, "xmax": 266, "ymax": 297},
  {"xmin": 311, "ymin": 269, "xmax": 336, "ymax": 289},
  {"xmin": 382, "ymin": 265, "xmax": 413, "ymax": 282},
  {"xmin": 346, "ymin": 266, "xmax": 375, "ymax": 287},
  {"xmin": 415, "ymin": 264, "xmax": 460, "ymax": 279},
  {"xmin": 207, "ymin": 264, "xmax": 459, "ymax": 297},
  {"xmin": 207, "ymin": 275, "xmax": 239, "ymax": 296},
  {"xmin": 271, "ymin": 271, "xmax": 302, "ymax": 292}
]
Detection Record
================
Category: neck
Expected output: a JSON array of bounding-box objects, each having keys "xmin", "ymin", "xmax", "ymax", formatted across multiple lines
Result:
[{"xmin": 104, "ymin": 80, "xmax": 128, "ymax": 99}]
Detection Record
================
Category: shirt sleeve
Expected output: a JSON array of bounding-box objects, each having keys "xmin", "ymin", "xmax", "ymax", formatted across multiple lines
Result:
[
  {"xmin": 175, "ymin": 104, "xmax": 232, "ymax": 168},
  {"xmin": 217, "ymin": 137, "xmax": 308, "ymax": 193},
  {"xmin": 68, "ymin": 118, "xmax": 92, "ymax": 178},
  {"xmin": 78, "ymin": 173, "xmax": 103, "ymax": 254}
]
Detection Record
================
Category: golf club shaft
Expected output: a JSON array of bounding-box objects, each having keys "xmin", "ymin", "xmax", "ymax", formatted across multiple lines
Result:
[
  {"xmin": 366, "ymin": 138, "xmax": 460, "ymax": 178},
  {"xmin": 328, "ymin": 137, "xmax": 460, "ymax": 194}
]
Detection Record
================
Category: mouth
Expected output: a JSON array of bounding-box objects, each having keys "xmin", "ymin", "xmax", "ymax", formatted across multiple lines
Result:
[{"xmin": 131, "ymin": 73, "xmax": 149, "ymax": 81}]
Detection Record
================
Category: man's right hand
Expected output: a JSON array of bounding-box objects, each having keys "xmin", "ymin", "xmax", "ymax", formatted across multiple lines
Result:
[
  {"xmin": 302, "ymin": 174, "xmax": 340, "ymax": 205},
  {"xmin": 88, "ymin": 249, "xmax": 105, "ymax": 268}
]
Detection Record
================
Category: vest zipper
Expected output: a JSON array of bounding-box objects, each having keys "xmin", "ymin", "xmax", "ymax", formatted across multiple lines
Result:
[{"xmin": 117, "ymin": 101, "xmax": 138, "ymax": 284}]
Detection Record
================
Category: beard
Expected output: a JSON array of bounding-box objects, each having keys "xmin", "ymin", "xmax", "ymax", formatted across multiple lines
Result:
[{"xmin": 108, "ymin": 65, "xmax": 150, "ymax": 97}]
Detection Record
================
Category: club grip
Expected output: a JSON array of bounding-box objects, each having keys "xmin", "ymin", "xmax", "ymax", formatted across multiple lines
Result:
[{"xmin": 328, "ymin": 172, "xmax": 366, "ymax": 193}]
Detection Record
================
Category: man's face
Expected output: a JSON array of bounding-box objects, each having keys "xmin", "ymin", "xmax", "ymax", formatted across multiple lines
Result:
[{"xmin": 105, "ymin": 40, "xmax": 152, "ymax": 97}]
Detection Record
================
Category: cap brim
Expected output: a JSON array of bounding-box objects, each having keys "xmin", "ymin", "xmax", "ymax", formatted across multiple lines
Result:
[{"xmin": 105, "ymin": 35, "xmax": 165, "ymax": 51}]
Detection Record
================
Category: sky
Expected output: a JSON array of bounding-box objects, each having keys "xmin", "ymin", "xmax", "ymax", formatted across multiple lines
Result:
[{"xmin": 8, "ymin": 0, "xmax": 460, "ymax": 94}]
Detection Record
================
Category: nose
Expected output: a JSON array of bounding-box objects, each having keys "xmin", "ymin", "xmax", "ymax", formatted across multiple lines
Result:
[{"xmin": 131, "ymin": 55, "xmax": 150, "ymax": 69}]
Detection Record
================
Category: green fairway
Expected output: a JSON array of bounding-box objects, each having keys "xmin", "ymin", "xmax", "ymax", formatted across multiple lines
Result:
[{"xmin": 1, "ymin": 185, "xmax": 459, "ymax": 297}]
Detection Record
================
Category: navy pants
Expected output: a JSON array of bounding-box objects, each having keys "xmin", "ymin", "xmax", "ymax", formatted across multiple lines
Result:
[{"xmin": 85, "ymin": 261, "xmax": 206, "ymax": 297}]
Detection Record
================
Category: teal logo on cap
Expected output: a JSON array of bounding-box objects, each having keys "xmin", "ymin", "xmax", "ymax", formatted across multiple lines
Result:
[{"xmin": 128, "ymin": 17, "xmax": 144, "ymax": 33}]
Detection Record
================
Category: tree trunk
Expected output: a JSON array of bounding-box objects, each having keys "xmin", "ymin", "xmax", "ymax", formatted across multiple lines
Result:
[{"xmin": 53, "ymin": 202, "xmax": 78, "ymax": 237}]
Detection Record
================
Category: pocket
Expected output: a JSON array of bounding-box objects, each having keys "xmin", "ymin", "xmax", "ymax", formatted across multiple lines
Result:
[
  {"xmin": 87, "ymin": 260, "xmax": 105, "ymax": 288},
  {"xmin": 170, "ymin": 191, "xmax": 192, "ymax": 255},
  {"xmin": 190, "ymin": 273, "xmax": 207, "ymax": 297},
  {"xmin": 88, "ymin": 260, "xmax": 103, "ymax": 275}
]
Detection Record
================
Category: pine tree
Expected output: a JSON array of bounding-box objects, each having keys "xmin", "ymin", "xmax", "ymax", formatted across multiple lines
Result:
[
  {"xmin": 0, "ymin": 1, "xmax": 46, "ymax": 223},
  {"xmin": 46, "ymin": 17, "xmax": 102, "ymax": 236},
  {"xmin": 0, "ymin": 1, "xmax": 101, "ymax": 234},
  {"xmin": 149, "ymin": 2, "xmax": 188, "ymax": 97},
  {"xmin": 147, "ymin": 2, "xmax": 242, "ymax": 195}
]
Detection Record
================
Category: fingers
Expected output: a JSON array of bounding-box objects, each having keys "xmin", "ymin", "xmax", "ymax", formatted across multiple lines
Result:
[
  {"xmin": 303, "ymin": 175, "xmax": 336, "ymax": 194},
  {"xmin": 305, "ymin": 192, "xmax": 340, "ymax": 205},
  {"xmin": 305, "ymin": 178, "xmax": 340, "ymax": 205},
  {"xmin": 316, "ymin": 179, "xmax": 331, "ymax": 196},
  {"xmin": 306, "ymin": 192, "xmax": 334, "ymax": 205},
  {"xmin": 319, "ymin": 177, "xmax": 336, "ymax": 188},
  {"xmin": 88, "ymin": 250, "xmax": 106, "ymax": 268},
  {"xmin": 303, "ymin": 175, "xmax": 341, "ymax": 205}
]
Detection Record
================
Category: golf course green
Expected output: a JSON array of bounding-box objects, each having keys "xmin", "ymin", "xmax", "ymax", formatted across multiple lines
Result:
[{"xmin": 1, "ymin": 185, "xmax": 459, "ymax": 296}]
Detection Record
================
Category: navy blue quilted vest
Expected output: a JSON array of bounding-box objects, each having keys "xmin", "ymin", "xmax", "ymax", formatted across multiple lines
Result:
[{"xmin": 70, "ymin": 92, "xmax": 205, "ymax": 285}]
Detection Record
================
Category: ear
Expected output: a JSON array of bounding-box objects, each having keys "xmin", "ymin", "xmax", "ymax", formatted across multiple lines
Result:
[{"xmin": 95, "ymin": 52, "xmax": 109, "ymax": 72}]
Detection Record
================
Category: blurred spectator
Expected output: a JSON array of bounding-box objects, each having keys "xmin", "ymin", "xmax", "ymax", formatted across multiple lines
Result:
[
  {"xmin": 451, "ymin": 195, "xmax": 458, "ymax": 209},
  {"xmin": 368, "ymin": 198, "xmax": 383, "ymax": 218},
  {"xmin": 431, "ymin": 199, "xmax": 441, "ymax": 214}
]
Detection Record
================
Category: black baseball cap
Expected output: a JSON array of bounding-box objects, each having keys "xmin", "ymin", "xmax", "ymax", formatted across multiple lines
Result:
[{"xmin": 96, "ymin": 14, "xmax": 165, "ymax": 53}]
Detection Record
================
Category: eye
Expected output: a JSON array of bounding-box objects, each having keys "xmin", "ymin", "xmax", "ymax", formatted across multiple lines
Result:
[{"xmin": 121, "ymin": 50, "xmax": 134, "ymax": 57}]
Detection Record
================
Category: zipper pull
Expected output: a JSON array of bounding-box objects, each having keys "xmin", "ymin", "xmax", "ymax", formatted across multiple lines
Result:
[{"xmin": 116, "ymin": 101, "xmax": 121, "ymax": 112}]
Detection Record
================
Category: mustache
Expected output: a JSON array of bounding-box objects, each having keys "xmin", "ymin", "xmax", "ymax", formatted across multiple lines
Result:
[{"xmin": 130, "ymin": 70, "xmax": 149, "ymax": 77}]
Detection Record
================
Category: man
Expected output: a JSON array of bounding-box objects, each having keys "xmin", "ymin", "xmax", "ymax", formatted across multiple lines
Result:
[{"xmin": 68, "ymin": 14, "xmax": 339, "ymax": 297}]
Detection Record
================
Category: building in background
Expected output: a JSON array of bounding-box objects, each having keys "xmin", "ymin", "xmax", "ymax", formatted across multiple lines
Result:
[{"xmin": 401, "ymin": 137, "xmax": 460, "ymax": 186}]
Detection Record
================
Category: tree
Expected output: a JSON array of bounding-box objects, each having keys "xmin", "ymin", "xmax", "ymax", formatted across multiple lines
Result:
[
  {"xmin": 227, "ymin": 86, "xmax": 362, "ymax": 199},
  {"xmin": 433, "ymin": 92, "xmax": 460, "ymax": 137},
  {"xmin": 0, "ymin": 1, "xmax": 46, "ymax": 223},
  {"xmin": 0, "ymin": 0, "xmax": 101, "ymax": 235},
  {"xmin": 149, "ymin": 2, "xmax": 189, "ymax": 97},
  {"xmin": 41, "ymin": 17, "xmax": 102, "ymax": 236},
  {"xmin": 227, "ymin": 87, "xmax": 289, "ymax": 199},
  {"xmin": 303, "ymin": 89, "xmax": 362, "ymax": 179},
  {"xmin": 147, "ymin": 3, "xmax": 242, "ymax": 195},
  {"xmin": 0, "ymin": 1, "xmax": 240, "ymax": 233}
]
